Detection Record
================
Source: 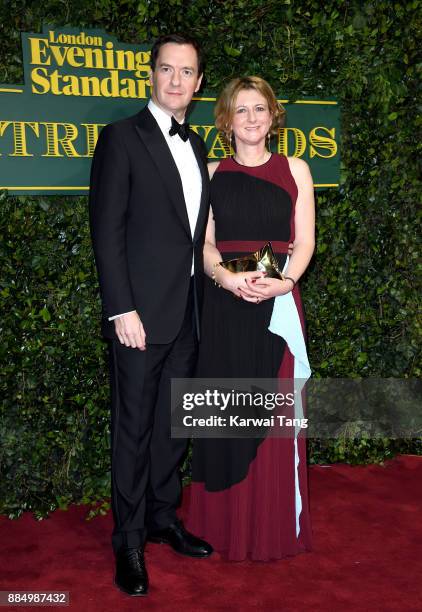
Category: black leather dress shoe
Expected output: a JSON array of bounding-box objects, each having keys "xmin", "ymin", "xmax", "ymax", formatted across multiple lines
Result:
[
  {"xmin": 114, "ymin": 546, "xmax": 149, "ymax": 596},
  {"xmin": 148, "ymin": 519, "xmax": 213, "ymax": 558}
]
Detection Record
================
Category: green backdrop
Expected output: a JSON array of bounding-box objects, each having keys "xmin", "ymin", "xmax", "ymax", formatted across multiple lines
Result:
[
  {"xmin": 0, "ymin": 0, "xmax": 420, "ymax": 518},
  {"xmin": 0, "ymin": 25, "xmax": 341, "ymax": 192}
]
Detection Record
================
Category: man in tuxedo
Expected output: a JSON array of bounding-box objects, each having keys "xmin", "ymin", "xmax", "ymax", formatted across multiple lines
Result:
[{"xmin": 89, "ymin": 34, "xmax": 212, "ymax": 597}]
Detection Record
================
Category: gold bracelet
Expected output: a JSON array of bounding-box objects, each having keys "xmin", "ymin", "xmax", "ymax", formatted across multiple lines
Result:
[{"xmin": 211, "ymin": 262, "xmax": 222, "ymax": 287}]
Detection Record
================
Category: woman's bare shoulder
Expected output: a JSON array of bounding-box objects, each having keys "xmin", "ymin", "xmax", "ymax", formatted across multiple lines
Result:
[
  {"xmin": 286, "ymin": 156, "xmax": 310, "ymax": 174},
  {"xmin": 286, "ymin": 156, "xmax": 314, "ymax": 193},
  {"xmin": 286, "ymin": 156, "xmax": 313, "ymax": 182}
]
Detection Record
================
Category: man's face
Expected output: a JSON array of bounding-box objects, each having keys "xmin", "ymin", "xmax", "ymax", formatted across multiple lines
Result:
[{"xmin": 150, "ymin": 43, "xmax": 203, "ymax": 121}]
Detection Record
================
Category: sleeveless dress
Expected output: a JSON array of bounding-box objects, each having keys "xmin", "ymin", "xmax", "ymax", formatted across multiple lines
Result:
[{"xmin": 186, "ymin": 154, "xmax": 312, "ymax": 561}]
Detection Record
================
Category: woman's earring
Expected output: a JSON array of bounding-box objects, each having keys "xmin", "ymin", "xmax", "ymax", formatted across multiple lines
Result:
[
  {"xmin": 229, "ymin": 131, "xmax": 234, "ymax": 157},
  {"xmin": 267, "ymin": 132, "xmax": 271, "ymax": 152}
]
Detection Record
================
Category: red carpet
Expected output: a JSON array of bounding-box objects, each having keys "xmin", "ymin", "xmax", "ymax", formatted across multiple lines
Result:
[{"xmin": 1, "ymin": 455, "xmax": 421, "ymax": 611}]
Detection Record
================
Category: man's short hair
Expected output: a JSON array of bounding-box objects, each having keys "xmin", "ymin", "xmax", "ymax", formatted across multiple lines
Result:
[{"xmin": 150, "ymin": 34, "xmax": 204, "ymax": 76}]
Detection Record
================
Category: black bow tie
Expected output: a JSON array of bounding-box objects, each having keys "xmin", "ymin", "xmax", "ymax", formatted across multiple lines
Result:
[{"xmin": 169, "ymin": 116, "xmax": 190, "ymax": 142}]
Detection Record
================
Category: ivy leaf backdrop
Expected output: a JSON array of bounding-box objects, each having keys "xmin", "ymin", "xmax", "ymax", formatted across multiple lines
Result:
[{"xmin": 0, "ymin": 1, "xmax": 420, "ymax": 517}]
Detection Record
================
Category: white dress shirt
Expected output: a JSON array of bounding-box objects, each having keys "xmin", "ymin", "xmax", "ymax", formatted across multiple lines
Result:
[{"xmin": 109, "ymin": 99, "xmax": 203, "ymax": 320}]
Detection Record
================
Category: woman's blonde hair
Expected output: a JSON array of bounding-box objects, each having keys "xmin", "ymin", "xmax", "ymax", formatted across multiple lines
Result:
[{"xmin": 215, "ymin": 76, "xmax": 286, "ymax": 143}]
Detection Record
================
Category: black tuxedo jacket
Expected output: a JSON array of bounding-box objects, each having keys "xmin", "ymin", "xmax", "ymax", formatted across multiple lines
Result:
[{"xmin": 89, "ymin": 106, "xmax": 210, "ymax": 343}]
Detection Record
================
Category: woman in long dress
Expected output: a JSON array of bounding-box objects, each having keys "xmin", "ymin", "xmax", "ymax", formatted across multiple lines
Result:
[{"xmin": 186, "ymin": 76, "xmax": 315, "ymax": 561}]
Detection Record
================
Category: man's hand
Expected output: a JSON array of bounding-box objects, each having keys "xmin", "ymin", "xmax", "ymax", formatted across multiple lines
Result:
[{"xmin": 114, "ymin": 311, "xmax": 146, "ymax": 350}]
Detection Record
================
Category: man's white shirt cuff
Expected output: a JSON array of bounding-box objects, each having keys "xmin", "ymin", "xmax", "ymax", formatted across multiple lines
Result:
[{"xmin": 108, "ymin": 310, "xmax": 136, "ymax": 321}]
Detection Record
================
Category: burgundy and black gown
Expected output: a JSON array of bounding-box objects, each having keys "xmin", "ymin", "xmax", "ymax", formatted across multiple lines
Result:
[{"xmin": 186, "ymin": 154, "xmax": 312, "ymax": 561}]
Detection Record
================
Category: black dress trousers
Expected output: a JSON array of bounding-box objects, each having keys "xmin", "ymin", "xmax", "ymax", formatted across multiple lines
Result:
[{"xmin": 108, "ymin": 279, "xmax": 197, "ymax": 553}]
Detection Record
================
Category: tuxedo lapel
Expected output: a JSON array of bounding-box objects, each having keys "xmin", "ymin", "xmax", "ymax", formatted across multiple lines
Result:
[
  {"xmin": 134, "ymin": 107, "xmax": 191, "ymax": 238},
  {"xmin": 189, "ymin": 132, "xmax": 209, "ymax": 243}
]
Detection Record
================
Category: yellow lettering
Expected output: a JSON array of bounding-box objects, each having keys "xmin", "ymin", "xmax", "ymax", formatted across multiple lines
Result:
[
  {"xmin": 29, "ymin": 37, "xmax": 51, "ymax": 65},
  {"xmin": 136, "ymin": 79, "xmax": 148, "ymax": 98},
  {"xmin": 65, "ymin": 46, "xmax": 85, "ymax": 68},
  {"xmin": 277, "ymin": 127, "xmax": 306, "ymax": 157},
  {"xmin": 100, "ymin": 70, "xmax": 120, "ymax": 97},
  {"xmin": 309, "ymin": 126, "xmax": 337, "ymax": 158},
  {"xmin": 80, "ymin": 123, "xmax": 106, "ymax": 156},
  {"xmin": 0, "ymin": 121, "xmax": 40, "ymax": 156},
  {"xmin": 80, "ymin": 76, "xmax": 101, "ymax": 97},
  {"xmin": 120, "ymin": 78, "xmax": 136, "ymax": 98},
  {"xmin": 104, "ymin": 46, "xmax": 116, "ymax": 70},
  {"xmin": 62, "ymin": 74, "xmax": 81, "ymax": 96},
  {"xmin": 190, "ymin": 125, "xmax": 214, "ymax": 144},
  {"xmin": 115, "ymin": 50, "xmax": 136, "ymax": 72},
  {"xmin": 49, "ymin": 45, "xmax": 69, "ymax": 67},
  {"xmin": 49, "ymin": 69, "xmax": 62, "ymax": 95},
  {"xmin": 49, "ymin": 31, "xmax": 103, "ymax": 46},
  {"xmin": 207, "ymin": 132, "xmax": 231, "ymax": 159},
  {"xmin": 40, "ymin": 122, "xmax": 81, "ymax": 157},
  {"xmin": 84, "ymin": 48, "xmax": 105, "ymax": 69},
  {"xmin": 137, "ymin": 51, "xmax": 150, "ymax": 64},
  {"xmin": 134, "ymin": 51, "xmax": 151, "ymax": 77},
  {"xmin": 31, "ymin": 67, "xmax": 51, "ymax": 94}
]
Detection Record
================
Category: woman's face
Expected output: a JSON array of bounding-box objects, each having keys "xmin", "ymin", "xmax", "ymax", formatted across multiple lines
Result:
[{"xmin": 230, "ymin": 89, "xmax": 273, "ymax": 146}]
